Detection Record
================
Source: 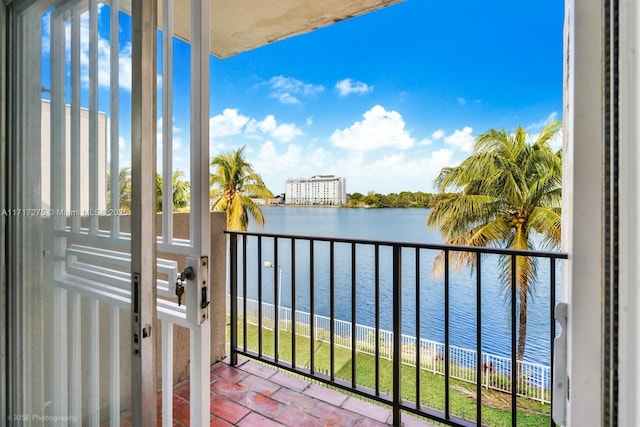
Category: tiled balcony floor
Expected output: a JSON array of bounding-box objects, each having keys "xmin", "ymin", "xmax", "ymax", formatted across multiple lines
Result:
[{"xmin": 167, "ymin": 357, "xmax": 436, "ymax": 426}]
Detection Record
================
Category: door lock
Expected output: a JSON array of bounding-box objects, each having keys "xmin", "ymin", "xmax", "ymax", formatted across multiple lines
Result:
[{"xmin": 175, "ymin": 266, "xmax": 194, "ymax": 307}]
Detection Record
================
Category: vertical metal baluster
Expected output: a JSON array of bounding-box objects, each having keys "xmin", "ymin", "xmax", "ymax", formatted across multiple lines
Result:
[
  {"xmin": 330, "ymin": 241, "xmax": 335, "ymax": 380},
  {"xmin": 511, "ymin": 254, "xmax": 518, "ymax": 426},
  {"xmin": 110, "ymin": 306, "xmax": 121, "ymax": 427},
  {"xmin": 291, "ymin": 239, "xmax": 297, "ymax": 368},
  {"xmin": 161, "ymin": 0, "xmax": 174, "ymax": 243},
  {"xmin": 258, "ymin": 236, "xmax": 263, "ymax": 358},
  {"xmin": 375, "ymin": 244, "xmax": 380, "ymax": 396},
  {"xmin": 444, "ymin": 249, "xmax": 450, "ymax": 419},
  {"xmin": 109, "ymin": 0, "xmax": 120, "ymax": 236},
  {"xmin": 230, "ymin": 234, "xmax": 238, "ymax": 365},
  {"xmin": 89, "ymin": 0, "xmax": 99, "ymax": 235},
  {"xmin": 476, "ymin": 252, "xmax": 482, "ymax": 426},
  {"xmin": 550, "ymin": 257, "xmax": 557, "ymax": 427},
  {"xmin": 242, "ymin": 235, "xmax": 247, "ymax": 352},
  {"xmin": 310, "ymin": 240, "xmax": 315, "ymax": 375},
  {"xmin": 274, "ymin": 237, "xmax": 279, "ymax": 362},
  {"xmin": 70, "ymin": 9, "xmax": 80, "ymax": 233},
  {"xmin": 351, "ymin": 243, "xmax": 357, "ymax": 388},
  {"xmin": 415, "ymin": 247, "xmax": 421, "ymax": 409},
  {"xmin": 50, "ymin": 9, "xmax": 68, "ymax": 420},
  {"xmin": 161, "ymin": 319, "xmax": 173, "ymax": 427},
  {"xmin": 392, "ymin": 245, "xmax": 402, "ymax": 426}
]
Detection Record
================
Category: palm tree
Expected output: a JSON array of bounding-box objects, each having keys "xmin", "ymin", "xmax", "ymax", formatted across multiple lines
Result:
[
  {"xmin": 106, "ymin": 167, "xmax": 132, "ymax": 213},
  {"xmin": 210, "ymin": 146, "xmax": 273, "ymax": 230},
  {"xmin": 156, "ymin": 169, "xmax": 191, "ymax": 212},
  {"xmin": 427, "ymin": 121, "xmax": 562, "ymax": 363}
]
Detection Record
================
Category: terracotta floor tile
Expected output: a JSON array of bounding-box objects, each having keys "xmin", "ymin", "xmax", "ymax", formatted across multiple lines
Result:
[
  {"xmin": 239, "ymin": 391, "xmax": 286, "ymax": 418},
  {"xmin": 274, "ymin": 406, "xmax": 327, "ymax": 427},
  {"xmin": 173, "ymin": 380, "xmax": 191, "ymax": 401},
  {"xmin": 211, "ymin": 377, "xmax": 250, "ymax": 400},
  {"xmin": 210, "ymin": 416, "xmax": 234, "ymax": 427},
  {"xmin": 238, "ymin": 373, "xmax": 282, "ymax": 396},
  {"xmin": 341, "ymin": 397, "xmax": 391, "ymax": 423},
  {"xmin": 269, "ymin": 371, "xmax": 310, "ymax": 392},
  {"xmin": 304, "ymin": 383, "xmax": 348, "ymax": 407},
  {"xmin": 354, "ymin": 417, "xmax": 390, "ymax": 426},
  {"xmin": 210, "ymin": 393, "xmax": 251, "ymax": 424},
  {"xmin": 172, "ymin": 402, "xmax": 190, "ymax": 426},
  {"xmin": 170, "ymin": 361, "xmax": 435, "ymax": 427},
  {"xmin": 311, "ymin": 401, "xmax": 361, "ymax": 426},
  {"xmin": 211, "ymin": 362, "xmax": 250, "ymax": 383},
  {"xmin": 239, "ymin": 360, "xmax": 278, "ymax": 379},
  {"xmin": 271, "ymin": 387, "xmax": 319, "ymax": 412},
  {"xmin": 237, "ymin": 412, "xmax": 284, "ymax": 427}
]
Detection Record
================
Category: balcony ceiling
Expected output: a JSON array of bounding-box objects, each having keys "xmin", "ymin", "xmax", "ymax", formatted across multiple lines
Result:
[{"xmin": 119, "ymin": 0, "xmax": 403, "ymax": 58}]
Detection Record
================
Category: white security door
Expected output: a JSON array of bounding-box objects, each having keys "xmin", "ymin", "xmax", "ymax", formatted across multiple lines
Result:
[{"xmin": 6, "ymin": 0, "xmax": 211, "ymax": 425}]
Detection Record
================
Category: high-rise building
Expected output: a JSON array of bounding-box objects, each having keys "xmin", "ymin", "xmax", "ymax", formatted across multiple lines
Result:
[{"xmin": 285, "ymin": 175, "xmax": 346, "ymax": 205}]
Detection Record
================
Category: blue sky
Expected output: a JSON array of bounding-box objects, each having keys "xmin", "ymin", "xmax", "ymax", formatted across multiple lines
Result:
[{"xmin": 42, "ymin": 0, "xmax": 564, "ymax": 195}]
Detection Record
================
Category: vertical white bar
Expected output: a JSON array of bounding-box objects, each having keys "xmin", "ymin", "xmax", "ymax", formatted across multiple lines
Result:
[
  {"xmin": 190, "ymin": 1, "xmax": 211, "ymax": 425},
  {"xmin": 131, "ymin": 0, "xmax": 158, "ymax": 425},
  {"xmin": 161, "ymin": 0, "xmax": 174, "ymax": 243},
  {"xmin": 71, "ymin": 9, "xmax": 81, "ymax": 231},
  {"xmin": 88, "ymin": 299, "xmax": 100, "ymax": 426},
  {"xmin": 69, "ymin": 293, "xmax": 82, "ymax": 425},
  {"xmin": 110, "ymin": 305, "xmax": 120, "ymax": 427},
  {"xmin": 89, "ymin": 0, "xmax": 99, "ymax": 234},
  {"xmin": 189, "ymin": 0, "xmax": 209, "ymax": 251},
  {"xmin": 162, "ymin": 321, "xmax": 174, "ymax": 427},
  {"xmin": 110, "ymin": 0, "xmax": 121, "ymax": 236},
  {"xmin": 50, "ymin": 10, "xmax": 68, "ymax": 420}
]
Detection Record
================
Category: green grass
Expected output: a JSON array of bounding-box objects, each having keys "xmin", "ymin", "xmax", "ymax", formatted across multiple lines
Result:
[{"xmin": 228, "ymin": 318, "xmax": 551, "ymax": 427}]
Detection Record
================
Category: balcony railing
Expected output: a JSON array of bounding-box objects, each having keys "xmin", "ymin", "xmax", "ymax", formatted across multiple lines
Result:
[{"xmin": 226, "ymin": 230, "xmax": 568, "ymax": 427}]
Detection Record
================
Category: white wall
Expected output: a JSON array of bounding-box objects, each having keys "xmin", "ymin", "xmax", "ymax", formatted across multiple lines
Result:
[
  {"xmin": 618, "ymin": 0, "xmax": 640, "ymax": 424},
  {"xmin": 563, "ymin": 0, "xmax": 604, "ymax": 425}
]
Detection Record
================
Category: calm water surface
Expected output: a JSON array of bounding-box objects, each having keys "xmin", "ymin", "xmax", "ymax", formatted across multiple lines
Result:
[{"xmin": 241, "ymin": 206, "xmax": 561, "ymax": 365}]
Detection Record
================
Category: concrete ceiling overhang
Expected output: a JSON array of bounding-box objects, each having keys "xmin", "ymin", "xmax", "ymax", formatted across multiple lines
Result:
[{"xmin": 119, "ymin": 0, "xmax": 404, "ymax": 58}]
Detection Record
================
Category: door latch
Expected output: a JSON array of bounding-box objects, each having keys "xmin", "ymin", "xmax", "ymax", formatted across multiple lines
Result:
[{"xmin": 175, "ymin": 266, "xmax": 194, "ymax": 307}]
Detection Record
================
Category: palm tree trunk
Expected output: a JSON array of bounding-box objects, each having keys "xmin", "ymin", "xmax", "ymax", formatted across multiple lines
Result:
[
  {"xmin": 517, "ymin": 290, "xmax": 528, "ymax": 362},
  {"xmin": 516, "ymin": 288, "xmax": 528, "ymax": 392}
]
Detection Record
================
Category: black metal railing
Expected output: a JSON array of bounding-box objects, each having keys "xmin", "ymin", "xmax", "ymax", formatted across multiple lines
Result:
[{"xmin": 226, "ymin": 230, "xmax": 568, "ymax": 427}]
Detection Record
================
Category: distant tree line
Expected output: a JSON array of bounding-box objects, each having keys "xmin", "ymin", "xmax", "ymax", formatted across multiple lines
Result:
[{"xmin": 347, "ymin": 191, "xmax": 448, "ymax": 208}]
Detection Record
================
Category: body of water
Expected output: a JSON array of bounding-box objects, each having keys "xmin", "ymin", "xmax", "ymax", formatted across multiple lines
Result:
[{"xmin": 240, "ymin": 206, "xmax": 562, "ymax": 366}]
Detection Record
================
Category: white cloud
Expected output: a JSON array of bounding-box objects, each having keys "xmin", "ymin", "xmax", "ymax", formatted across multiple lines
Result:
[
  {"xmin": 278, "ymin": 93, "xmax": 300, "ymax": 105},
  {"xmin": 335, "ymin": 78, "xmax": 373, "ymax": 96},
  {"xmin": 44, "ymin": 7, "xmax": 132, "ymax": 91},
  {"xmin": 267, "ymin": 75, "xmax": 324, "ymax": 105},
  {"xmin": 210, "ymin": 109, "xmax": 250, "ymax": 138},
  {"xmin": 527, "ymin": 111, "xmax": 559, "ymax": 130},
  {"xmin": 432, "ymin": 129, "xmax": 445, "ymax": 140},
  {"xmin": 332, "ymin": 149, "xmax": 455, "ymax": 193},
  {"xmin": 209, "ymin": 109, "xmax": 302, "ymax": 144},
  {"xmin": 444, "ymin": 127, "xmax": 475, "ymax": 152},
  {"xmin": 245, "ymin": 115, "xmax": 303, "ymax": 143},
  {"xmin": 118, "ymin": 136, "xmax": 126, "ymax": 149},
  {"xmin": 330, "ymin": 105, "xmax": 415, "ymax": 151},
  {"xmin": 457, "ymin": 97, "xmax": 467, "ymax": 105},
  {"xmin": 157, "ymin": 117, "xmax": 183, "ymax": 151}
]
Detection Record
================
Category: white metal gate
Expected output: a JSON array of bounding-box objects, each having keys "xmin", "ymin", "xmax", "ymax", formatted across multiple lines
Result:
[{"xmin": 44, "ymin": 0, "xmax": 211, "ymax": 425}]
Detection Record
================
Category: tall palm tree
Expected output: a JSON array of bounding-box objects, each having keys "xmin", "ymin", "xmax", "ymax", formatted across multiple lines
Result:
[
  {"xmin": 156, "ymin": 169, "xmax": 191, "ymax": 212},
  {"xmin": 427, "ymin": 121, "xmax": 562, "ymax": 363},
  {"xmin": 210, "ymin": 146, "xmax": 273, "ymax": 230},
  {"xmin": 106, "ymin": 167, "xmax": 132, "ymax": 213}
]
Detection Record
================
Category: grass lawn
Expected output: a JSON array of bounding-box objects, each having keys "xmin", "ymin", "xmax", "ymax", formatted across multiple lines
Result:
[{"xmin": 229, "ymin": 318, "xmax": 551, "ymax": 427}]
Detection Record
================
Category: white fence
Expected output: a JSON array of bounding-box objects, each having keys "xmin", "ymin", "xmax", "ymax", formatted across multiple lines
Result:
[{"xmin": 234, "ymin": 297, "xmax": 551, "ymax": 403}]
